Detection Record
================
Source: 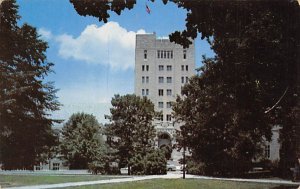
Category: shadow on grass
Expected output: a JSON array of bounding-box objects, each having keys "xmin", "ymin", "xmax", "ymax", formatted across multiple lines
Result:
[{"xmin": 271, "ymin": 186, "xmax": 299, "ymax": 189}]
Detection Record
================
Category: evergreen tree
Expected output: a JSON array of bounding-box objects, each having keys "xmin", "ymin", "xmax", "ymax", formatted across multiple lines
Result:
[{"xmin": 0, "ymin": 0, "xmax": 60, "ymax": 170}]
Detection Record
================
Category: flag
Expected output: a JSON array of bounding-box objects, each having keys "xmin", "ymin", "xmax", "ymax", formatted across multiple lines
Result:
[{"xmin": 146, "ymin": 4, "xmax": 151, "ymax": 14}]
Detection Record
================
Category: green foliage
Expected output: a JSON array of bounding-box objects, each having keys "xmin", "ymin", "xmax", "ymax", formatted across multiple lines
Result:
[
  {"xmin": 160, "ymin": 144, "xmax": 172, "ymax": 160},
  {"xmin": 144, "ymin": 149, "xmax": 167, "ymax": 175},
  {"xmin": 130, "ymin": 154, "xmax": 145, "ymax": 175},
  {"xmin": 70, "ymin": 0, "xmax": 300, "ymax": 175},
  {"xmin": 130, "ymin": 149, "xmax": 167, "ymax": 175},
  {"xmin": 38, "ymin": 128, "xmax": 61, "ymax": 164},
  {"xmin": 0, "ymin": 0, "xmax": 60, "ymax": 170},
  {"xmin": 173, "ymin": 57, "xmax": 270, "ymax": 176},
  {"xmin": 60, "ymin": 113, "xmax": 107, "ymax": 169},
  {"xmin": 186, "ymin": 160, "xmax": 205, "ymax": 175},
  {"xmin": 173, "ymin": 1, "xmax": 299, "ymax": 176},
  {"xmin": 88, "ymin": 161, "xmax": 106, "ymax": 175},
  {"xmin": 69, "ymin": 0, "xmax": 138, "ymax": 23},
  {"xmin": 88, "ymin": 158, "xmax": 120, "ymax": 175},
  {"xmin": 105, "ymin": 164, "xmax": 121, "ymax": 175},
  {"xmin": 105, "ymin": 94, "xmax": 159, "ymax": 174}
]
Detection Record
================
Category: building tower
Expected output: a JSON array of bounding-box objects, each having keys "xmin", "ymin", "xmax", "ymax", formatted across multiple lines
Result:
[{"xmin": 135, "ymin": 33, "xmax": 195, "ymax": 161}]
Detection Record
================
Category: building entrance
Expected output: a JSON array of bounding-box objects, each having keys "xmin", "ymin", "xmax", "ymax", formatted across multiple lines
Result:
[{"xmin": 158, "ymin": 132, "xmax": 172, "ymax": 160}]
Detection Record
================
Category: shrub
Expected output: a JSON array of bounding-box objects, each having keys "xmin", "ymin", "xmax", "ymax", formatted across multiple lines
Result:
[
  {"xmin": 88, "ymin": 161, "xmax": 106, "ymax": 175},
  {"xmin": 144, "ymin": 149, "xmax": 167, "ymax": 175},
  {"xmin": 186, "ymin": 160, "xmax": 205, "ymax": 175},
  {"xmin": 160, "ymin": 144, "xmax": 172, "ymax": 160},
  {"xmin": 129, "ymin": 149, "xmax": 167, "ymax": 175},
  {"xmin": 130, "ymin": 154, "xmax": 145, "ymax": 175},
  {"xmin": 88, "ymin": 161, "xmax": 120, "ymax": 175}
]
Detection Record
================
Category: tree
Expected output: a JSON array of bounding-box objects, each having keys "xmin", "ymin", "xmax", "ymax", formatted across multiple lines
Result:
[
  {"xmin": 173, "ymin": 58, "xmax": 272, "ymax": 176},
  {"xmin": 105, "ymin": 94, "xmax": 159, "ymax": 175},
  {"xmin": 0, "ymin": 0, "xmax": 60, "ymax": 170},
  {"xmin": 172, "ymin": 4, "xmax": 299, "ymax": 172},
  {"xmin": 38, "ymin": 128, "xmax": 60, "ymax": 170},
  {"xmin": 69, "ymin": 0, "xmax": 299, "ymax": 174},
  {"xmin": 60, "ymin": 113, "xmax": 107, "ymax": 169},
  {"xmin": 173, "ymin": 1, "xmax": 299, "ymax": 176},
  {"xmin": 171, "ymin": 2, "xmax": 299, "ymax": 174}
]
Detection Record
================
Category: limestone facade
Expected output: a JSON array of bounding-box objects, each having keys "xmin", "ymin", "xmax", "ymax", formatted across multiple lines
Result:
[{"xmin": 135, "ymin": 33, "xmax": 195, "ymax": 161}]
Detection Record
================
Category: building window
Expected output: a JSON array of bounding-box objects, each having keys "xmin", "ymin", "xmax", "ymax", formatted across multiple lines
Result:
[
  {"xmin": 53, "ymin": 163, "xmax": 60, "ymax": 170},
  {"xmin": 144, "ymin": 50, "xmax": 147, "ymax": 60},
  {"xmin": 181, "ymin": 65, "xmax": 184, "ymax": 71},
  {"xmin": 166, "ymin": 114, "xmax": 172, "ymax": 121},
  {"xmin": 146, "ymin": 65, "xmax": 149, "ymax": 71},
  {"xmin": 159, "ymin": 65, "xmax": 164, "ymax": 71},
  {"xmin": 166, "ymin": 102, "xmax": 172, "ymax": 108},
  {"xmin": 142, "ymin": 89, "xmax": 145, "ymax": 96},
  {"xmin": 186, "ymin": 65, "xmax": 188, "ymax": 71},
  {"xmin": 158, "ymin": 102, "xmax": 163, "ymax": 108},
  {"xmin": 265, "ymin": 145, "xmax": 270, "ymax": 158},
  {"xmin": 167, "ymin": 65, "xmax": 172, "ymax": 71},
  {"xmin": 142, "ymin": 65, "xmax": 145, "ymax": 71},
  {"xmin": 157, "ymin": 50, "xmax": 173, "ymax": 59},
  {"xmin": 159, "ymin": 77, "xmax": 164, "ymax": 83},
  {"xmin": 35, "ymin": 165, "xmax": 41, "ymax": 170},
  {"xmin": 146, "ymin": 89, "xmax": 149, "ymax": 96},
  {"xmin": 167, "ymin": 77, "xmax": 172, "ymax": 83},
  {"xmin": 158, "ymin": 89, "xmax": 163, "ymax": 96},
  {"xmin": 146, "ymin": 76, "xmax": 149, "ymax": 83},
  {"xmin": 167, "ymin": 89, "xmax": 172, "ymax": 96},
  {"xmin": 181, "ymin": 77, "xmax": 184, "ymax": 84},
  {"xmin": 159, "ymin": 114, "xmax": 163, "ymax": 121},
  {"xmin": 186, "ymin": 77, "xmax": 189, "ymax": 83},
  {"xmin": 142, "ymin": 76, "xmax": 145, "ymax": 83},
  {"xmin": 183, "ymin": 49, "xmax": 187, "ymax": 59}
]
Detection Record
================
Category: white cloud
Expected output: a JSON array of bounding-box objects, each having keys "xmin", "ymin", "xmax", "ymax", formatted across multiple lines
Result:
[
  {"xmin": 38, "ymin": 28, "xmax": 53, "ymax": 40},
  {"xmin": 56, "ymin": 22, "xmax": 146, "ymax": 70}
]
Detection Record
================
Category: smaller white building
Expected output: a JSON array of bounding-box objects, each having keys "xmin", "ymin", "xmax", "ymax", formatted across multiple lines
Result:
[{"xmin": 34, "ymin": 156, "xmax": 69, "ymax": 171}]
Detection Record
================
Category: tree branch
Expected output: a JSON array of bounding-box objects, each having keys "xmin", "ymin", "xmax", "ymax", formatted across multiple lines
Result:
[{"xmin": 265, "ymin": 86, "xmax": 289, "ymax": 114}]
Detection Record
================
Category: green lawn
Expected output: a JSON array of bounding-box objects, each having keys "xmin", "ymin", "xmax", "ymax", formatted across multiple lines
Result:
[
  {"xmin": 1, "ymin": 176, "xmax": 297, "ymax": 189},
  {"xmin": 0, "ymin": 175, "xmax": 119, "ymax": 188},
  {"xmin": 63, "ymin": 179, "xmax": 297, "ymax": 189}
]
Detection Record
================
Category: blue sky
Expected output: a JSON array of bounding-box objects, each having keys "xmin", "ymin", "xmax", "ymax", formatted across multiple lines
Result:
[{"xmin": 17, "ymin": 0, "xmax": 214, "ymax": 124}]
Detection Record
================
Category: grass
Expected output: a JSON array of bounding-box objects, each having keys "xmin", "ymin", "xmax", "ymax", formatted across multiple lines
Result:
[
  {"xmin": 1, "ymin": 175, "xmax": 297, "ymax": 189},
  {"xmin": 0, "ymin": 175, "xmax": 120, "ymax": 188},
  {"xmin": 62, "ymin": 179, "xmax": 298, "ymax": 189}
]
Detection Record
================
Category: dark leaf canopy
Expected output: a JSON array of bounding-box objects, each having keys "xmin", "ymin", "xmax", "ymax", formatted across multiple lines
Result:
[{"xmin": 0, "ymin": 0, "xmax": 60, "ymax": 170}]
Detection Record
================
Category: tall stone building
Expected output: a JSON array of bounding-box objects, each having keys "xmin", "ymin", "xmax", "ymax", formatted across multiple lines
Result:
[{"xmin": 135, "ymin": 33, "xmax": 195, "ymax": 161}]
